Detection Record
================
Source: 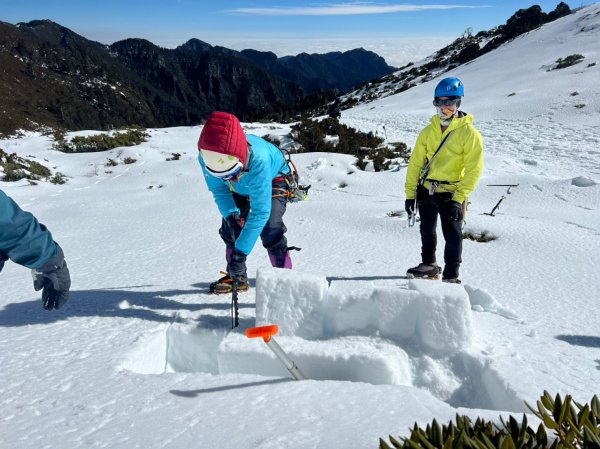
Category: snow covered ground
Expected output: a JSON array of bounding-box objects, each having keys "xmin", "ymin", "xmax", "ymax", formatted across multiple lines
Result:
[{"xmin": 1, "ymin": 4, "xmax": 599, "ymax": 448}]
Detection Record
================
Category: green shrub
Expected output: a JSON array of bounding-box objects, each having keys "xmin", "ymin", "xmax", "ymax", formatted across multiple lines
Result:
[
  {"xmin": 289, "ymin": 118, "xmax": 407, "ymax": 172},
  {"xmin": 0, "ymin": 149, "xmax": 52, "ymax": 182},
  {"xmin": 463, "ymin": 230, "xmax": 497, "ymax": 242},
  {"xmin": 28, "ymin": 161, "xmax": 52, "ymax": 178},
  {"xmin": 380, "ymin": 392, "xmax": 600, "ymax": 449},
  {"xmin": 3, "ymin": 167, "xmax": 29, "ymax": 182},
  {"xmin": 554, "ymin": 54, "xmax": 584, "ymax": 69},
  {"xmin": 54, "ymin": 129, "xmax": 149, "ymax": 153},
  {"xmin": 49, "ymin": 172, "xmax": 67, "ymax": 185}
]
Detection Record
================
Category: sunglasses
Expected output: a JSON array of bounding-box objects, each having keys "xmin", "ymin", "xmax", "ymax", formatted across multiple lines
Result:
[{"xmin": 433, "ymin": 98, "xmax": 460, "ymax": 107}]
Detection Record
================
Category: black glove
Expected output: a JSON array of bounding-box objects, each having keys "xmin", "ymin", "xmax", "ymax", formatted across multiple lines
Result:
[
  {"xmin": 31, "ymin": 246, "xmax": 71, "ymax": 310},
  {"xmin": 225, "ymin": 213, "xmax": 244, "ymax": 240},
  {"xmin": 227, "ymin": 248, "xmax": 247, "ymax": 282},
  {"xmin": 0, "ymin": 250, "xmax": 8, "ymax": 273},
  {"xmin": 405, "ymin": 199, "xmax": 416, "ymax": 216},
  {"xmin": 449, "ymin": 201, "xmax": 463, "ymax": 222}
]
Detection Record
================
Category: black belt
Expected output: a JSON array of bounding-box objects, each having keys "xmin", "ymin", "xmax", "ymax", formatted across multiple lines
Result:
[{"xmin": 426, "ymin": 179, "xmax": 457, "ymax": 185}]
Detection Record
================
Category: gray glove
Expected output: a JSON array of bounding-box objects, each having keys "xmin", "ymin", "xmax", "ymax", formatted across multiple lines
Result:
[{"xmin": 31, "ymin": 246, "xmax": 71, "ymax": 310}]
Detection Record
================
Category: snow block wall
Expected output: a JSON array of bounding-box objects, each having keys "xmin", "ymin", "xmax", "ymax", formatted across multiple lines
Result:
[
  {"xmin": 255, "ymin": 270, "xmax": 473, "ymax": 352},
  {"xmin": 255, "ymin": 268, "xmax": 329, "ymax": 338}
]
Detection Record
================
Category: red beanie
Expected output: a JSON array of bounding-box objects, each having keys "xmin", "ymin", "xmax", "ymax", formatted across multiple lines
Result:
[{"xmin": 197, "ymin": 112, "xmax": 248, "ymax": 166}]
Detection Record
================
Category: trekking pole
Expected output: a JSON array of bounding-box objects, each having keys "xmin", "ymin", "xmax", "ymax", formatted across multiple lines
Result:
[
  {"xmin": 484, "ymin": 184, "xmax": 519, "ymax": 216},
  {"xmin": 231, "ymin": 280, "xmax": 239, "ymax": 328},
  {"xmin": 245, "ymin": 325, "xmax": 306, "ymax": 380}
]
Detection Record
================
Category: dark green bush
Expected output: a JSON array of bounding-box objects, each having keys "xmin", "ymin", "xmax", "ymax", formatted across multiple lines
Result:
[
  {"xmin": 54, "ymin": 129, "xmax": 149, "ymax": 153},
  {"xmin": 1, "ymin": 149, "xmax": 52, "ymax": 182},
  {"xmin": 463, "ymin": 230, "xmax": 497, "ymax": 242},
  {"xmin": 380, "ymin": 392, "xmax": 600, "ymax": 449},
  {"xmin": 554, "ymin": 54, "xmax": 584, "ymax": 69},
  {"xmin": 290, "ymin": 118, "xmax": 407, "ymax": 172},
  {"xmin": 49, "ymin": 172, "xmax": 67, "ymax": 185}
]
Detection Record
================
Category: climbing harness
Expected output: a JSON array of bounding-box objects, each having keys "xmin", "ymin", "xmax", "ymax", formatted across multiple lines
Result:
[
  {"xmin": 273, "ymin": 148, "xmax": 311, "ymax": 202},
  {"xmin": 408, "ymin": 131, "xmax": 455, "ymax": 227}
]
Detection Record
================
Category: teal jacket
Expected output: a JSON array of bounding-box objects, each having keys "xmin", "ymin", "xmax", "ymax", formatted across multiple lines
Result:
[
  {"xmin": 0, "ymin": 189, "xmax": 58, "ymax": 269},
  {"xmin": 198, "ymin": 134, "xmax": 289, "ymax": 255}
]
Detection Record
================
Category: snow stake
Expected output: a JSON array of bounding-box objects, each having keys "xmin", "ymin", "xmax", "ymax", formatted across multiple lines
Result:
[
  {"xmin": 245, "ymin": 324, "xmax": 306, "ymax": 380},
  {"xmin": 484, "ymin": 184, "xmax": 519, "ymax": 216}
]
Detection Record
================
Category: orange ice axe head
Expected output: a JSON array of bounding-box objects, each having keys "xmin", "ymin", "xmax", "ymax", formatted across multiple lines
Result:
[{"xmin": 245, "ymin": 324, "xmax": 305, "ymax": 380}]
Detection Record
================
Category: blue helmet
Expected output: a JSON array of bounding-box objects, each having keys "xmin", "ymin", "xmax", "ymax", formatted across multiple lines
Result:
[{"xmin": 434, "ymin": 77, "xmax": 464, "ymax": 98}]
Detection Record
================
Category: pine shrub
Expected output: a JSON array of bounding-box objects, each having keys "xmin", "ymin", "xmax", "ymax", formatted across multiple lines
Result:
[
  {"xmin": 554, "ymin": 54, "xmax": 584, "ymax": 69},
  {"xmin": 380, "ymin": 392, "xmax": 600, "ymax": 449},
  {"xmin": 289, "ymin": 118, "xmax": 407, "ymax": 172},
  {"xmin": 54, "ymin": 129, "xmax": 149, "ymax": 153},
  {"xmin": 1, "ymin": 149, "xmax": 52, "ymax": 182}
]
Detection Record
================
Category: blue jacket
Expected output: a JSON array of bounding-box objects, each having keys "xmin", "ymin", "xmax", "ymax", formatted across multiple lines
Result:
[
  {"xmin": 0, "ymin": 189, "xmax": 58, "ymax": 269},
  {"xmin": 198, "ymin": 134, "xmax": 289, "ymax": 255}
]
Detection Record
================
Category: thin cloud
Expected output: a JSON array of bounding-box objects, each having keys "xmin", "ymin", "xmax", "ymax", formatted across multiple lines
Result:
[{"xmin": 226, "ymin": 3, "xmax": 487, "ymax": 16}]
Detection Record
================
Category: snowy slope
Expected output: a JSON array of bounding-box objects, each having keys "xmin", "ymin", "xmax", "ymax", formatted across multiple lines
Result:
[{"xmin": 1, "ymin": 4, "xmax": 599, "ymax": 449}]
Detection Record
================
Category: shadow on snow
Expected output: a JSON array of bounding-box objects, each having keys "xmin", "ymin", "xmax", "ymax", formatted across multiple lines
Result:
[{"xmin": 0, "ymin": 282, "xmax": 255, "ymax": 327}]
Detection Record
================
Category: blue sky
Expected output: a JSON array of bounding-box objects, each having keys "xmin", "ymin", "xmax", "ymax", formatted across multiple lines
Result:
[{"xmin": 1, "ymin": 1, "xmax": 592, "ymax": 65}]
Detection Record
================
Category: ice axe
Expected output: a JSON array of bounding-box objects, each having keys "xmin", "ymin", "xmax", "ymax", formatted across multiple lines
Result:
[
  {"xmin": 245, "ymin": 324, "xmax": 306, "ymax": 380},
  {"xmin": 484, "ymin": 184, "xmax": 519, "ymax": 216}
]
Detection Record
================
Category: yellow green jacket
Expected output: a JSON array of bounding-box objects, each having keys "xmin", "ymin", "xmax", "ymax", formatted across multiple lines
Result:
[{"xmin": 405, "ymin": 113, "xmax": 483, "ymax": 204}]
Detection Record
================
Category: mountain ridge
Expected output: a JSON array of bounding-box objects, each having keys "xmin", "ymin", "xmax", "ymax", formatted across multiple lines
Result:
[{"xmin": 0, "ymin": 21, "xmax": 394, "ymax": 135}]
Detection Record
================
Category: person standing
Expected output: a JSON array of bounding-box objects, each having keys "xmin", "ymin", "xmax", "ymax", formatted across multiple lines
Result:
[
  {"xmin": 404, "ymin": 77, "xmax": 483, "ymax": 284},
  {"xmin": 197, "ymin": 111, "xmax": 296, "ymax": 294},
  {"xmin": 0, "ymin": 189, "xmax": 71, "ymax": 309}
]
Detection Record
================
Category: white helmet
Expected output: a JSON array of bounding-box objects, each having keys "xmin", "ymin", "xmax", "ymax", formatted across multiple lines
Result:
[{"xmin": 200, "ymin": 149, "xmax": 243, "ymax": 180}]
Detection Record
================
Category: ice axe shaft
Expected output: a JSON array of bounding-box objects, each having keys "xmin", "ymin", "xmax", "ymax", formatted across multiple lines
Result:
[{"xmin": 246, "ymin": 325, "xmax": 306, "ymax": 380}]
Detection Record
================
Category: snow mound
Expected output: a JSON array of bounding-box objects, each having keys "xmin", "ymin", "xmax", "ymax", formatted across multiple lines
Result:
[{"xmin": 571, "ymin": 176, "xmax": 597, "ymax": 187}]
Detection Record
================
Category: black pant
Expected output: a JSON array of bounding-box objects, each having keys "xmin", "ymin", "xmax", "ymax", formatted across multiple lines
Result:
[
  {"xmin": 219, "ymin": 180, "xmax": 289, "ymax": 256},
  {"xmin": 417, "ymin": 185, "xmax": 462, "ymax": 278}
]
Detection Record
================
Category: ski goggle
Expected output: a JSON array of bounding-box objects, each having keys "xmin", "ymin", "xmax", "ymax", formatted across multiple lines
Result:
[
  {"xmin": 433, "ymin": 97, "xmax": 460, "ymax": 107},
  {"xmin": 205, "ymin": 161, "xmax": 244, "ymax": 180}
]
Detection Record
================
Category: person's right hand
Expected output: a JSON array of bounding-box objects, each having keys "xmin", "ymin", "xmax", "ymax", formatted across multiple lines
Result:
[
  {"xmin": 227, "ymin": 249, "xmax": 247, "ymax": 283},
  {"xmin": 226, "ymin": 213, "xmax": 244, "ymax": 238},
  {"xmin": 405, "ymin": 199, "xmax": 416, "ymax": 216},
  {"xmin": 31, "ymin": 247, "xmax": 71, "ymax": 310}
]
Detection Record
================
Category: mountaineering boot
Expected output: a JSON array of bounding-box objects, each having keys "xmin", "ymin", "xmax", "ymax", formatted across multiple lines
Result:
[
  {"xmin": 442, "ymin": 277, "xmax": 462, "ymax": 284},
  {"xmin": 269, "ymin": 250, "xmax": 292, "ymax": 269},
  {"xmin": 406, "ymin": 263, "xmax": 440, "ymax": 280},
  {"xmin": 209, "ymin": 272, "xmax": 249, "ymax": 294}
]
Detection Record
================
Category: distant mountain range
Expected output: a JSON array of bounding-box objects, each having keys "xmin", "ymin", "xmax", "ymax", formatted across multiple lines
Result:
[
  {"xmin": 343, "ymin": 2, "xmax": 572, "ymax": 107},
  {"xmin": 0, "ymin": 20, "xmax": 394, "ymax": 135}
]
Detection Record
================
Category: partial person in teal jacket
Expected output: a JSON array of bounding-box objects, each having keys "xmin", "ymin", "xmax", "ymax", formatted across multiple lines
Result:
[
  {"xmin": 0, "ymin": 189, "xmax": 71, "ymax": 309},
  {"xmin": 197, "ymin": 111, "xmax": 296, "ymax": 294}
]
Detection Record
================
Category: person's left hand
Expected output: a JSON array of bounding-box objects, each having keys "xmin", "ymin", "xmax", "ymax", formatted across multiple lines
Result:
[
  {"xmin": 31, "ymin": 247, "xmax": 71, "ymax": 310},
  {"xmin": 227, "ymin": 249, "xmax": 247, "ymax": 282},
  {"xmin": 0, "ymin": 251, "xmax": 8, "ymax": 273},
  {"xmin": 449, "ymin": 201, "xmax": 463, "ymax": 222}
]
